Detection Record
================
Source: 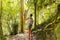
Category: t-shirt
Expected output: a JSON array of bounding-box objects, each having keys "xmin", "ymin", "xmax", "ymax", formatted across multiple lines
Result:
[{"xmin": 28, "ymin": 17, "xmax": 33, "ymax": 24}]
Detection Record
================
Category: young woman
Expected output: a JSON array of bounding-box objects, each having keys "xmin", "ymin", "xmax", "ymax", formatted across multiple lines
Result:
[
  {"xmin": 25, "ymin": 14, "xmax": 33, "ymax": 39},
  {"xmin": 28, "ymin": 14, "xmax": 33, "ymax": 39}
]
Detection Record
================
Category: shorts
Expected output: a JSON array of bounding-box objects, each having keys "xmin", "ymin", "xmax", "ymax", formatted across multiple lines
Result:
[{"xmin": 29, "ymin": 24, "xmax": 32, "ymax": 29}]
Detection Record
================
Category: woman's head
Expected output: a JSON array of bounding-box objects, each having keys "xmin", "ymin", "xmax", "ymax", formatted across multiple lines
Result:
[{"xmin": 30, "ymin": 14, "xmax": 33, "ymax": 17}]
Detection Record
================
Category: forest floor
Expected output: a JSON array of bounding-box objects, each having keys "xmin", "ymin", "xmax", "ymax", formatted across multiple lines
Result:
[
  {"xmin": 5, "ymin": 30, "xmax": 58, "ymax": 40},
  {"xmin": 6, "ymin": 30, "xmax": 36, "ymax": 40}
]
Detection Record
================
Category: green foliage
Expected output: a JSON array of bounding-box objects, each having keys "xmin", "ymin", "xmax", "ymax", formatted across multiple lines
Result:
[
  {"xmin": 0, "ymin": 0, "xmax": 60, "ymax": 40},
  {"xmin": 1, "ymin": 35, "xmax": 6, "ymax": 40},
  {"xmin": 1, "ymin": 0, "xmax": 20, "ymax": 35}
]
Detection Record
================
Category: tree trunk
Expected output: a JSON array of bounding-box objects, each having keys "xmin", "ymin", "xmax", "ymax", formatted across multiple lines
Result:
[
  {"xmin": 20, "ymin": 0, "xmax": 24, "ymax": 33},
  {"xmin": 0, "ymin": 0, "xmax": 3, "ymax": 39},
  {"xmin": 34, "ymin": 0, "xmax": 37, "ymax": 27}
]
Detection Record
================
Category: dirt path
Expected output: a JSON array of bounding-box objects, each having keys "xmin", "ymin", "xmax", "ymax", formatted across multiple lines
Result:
[{"xmin": 6, "ymin": 30, "xmax": 36, "ymax": 40}]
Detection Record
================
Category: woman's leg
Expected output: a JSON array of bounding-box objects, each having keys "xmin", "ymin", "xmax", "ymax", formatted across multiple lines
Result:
[{"xmin": 29, "ymin": 27, "xmax": 30, "ymax": 38}]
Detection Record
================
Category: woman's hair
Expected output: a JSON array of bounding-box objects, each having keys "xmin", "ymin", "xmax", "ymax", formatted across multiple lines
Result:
[{"xmin": 30, "ymin": 14, "xmax": 32, "ymax": 17}]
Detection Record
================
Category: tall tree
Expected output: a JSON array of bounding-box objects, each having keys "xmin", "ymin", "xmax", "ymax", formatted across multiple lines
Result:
[
  {"xmin": 0, "ymin": 0, "xmax": 3, "ymax": 39},
  {"xmin": 20, "ymin": 0, "xmax": 24, "ymax": 32},
  {"xmin": 34, "ymin": 0, "xmax": 37, "ymax": 27}
]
